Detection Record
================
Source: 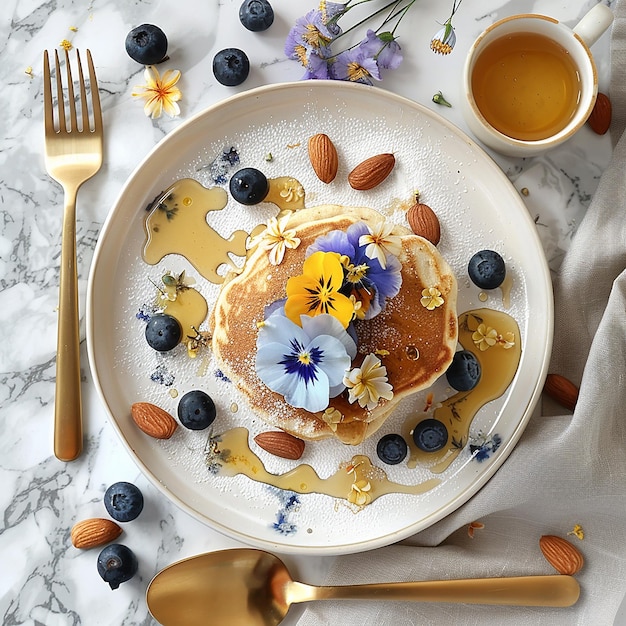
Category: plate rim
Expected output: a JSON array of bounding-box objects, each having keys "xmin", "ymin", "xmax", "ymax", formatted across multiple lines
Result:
[{"xmin": 86, "ymin": 80, "xmax": 554, "ymax": 555}]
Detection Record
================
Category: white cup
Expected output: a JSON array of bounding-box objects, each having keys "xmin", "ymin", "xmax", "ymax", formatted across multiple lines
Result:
[{"xmin": 461, "ymin": 3, "xmax": 613, "ymax": 156}]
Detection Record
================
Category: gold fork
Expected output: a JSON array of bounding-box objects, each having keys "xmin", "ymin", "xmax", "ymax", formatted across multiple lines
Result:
[{"xmin": 43, "ymin": 49, "xmax": 103, "ymax": 461}]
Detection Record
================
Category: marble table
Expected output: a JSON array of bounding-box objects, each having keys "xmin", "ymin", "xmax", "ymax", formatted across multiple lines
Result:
[{"xmin": 0, "ymin": 0, "xmax": 615, "ymax": 624}]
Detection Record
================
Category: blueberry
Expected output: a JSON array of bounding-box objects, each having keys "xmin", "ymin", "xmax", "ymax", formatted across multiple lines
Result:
[
  {"xmin": 125, "ymin": 24, "xmax": 168, "ymax": 65},
  {"xmin": 97, "ymin": 544, "xmax": 138, "ymax": 590},
  {"xmin": 178, "ymin": 390, "xmax": 216, "ymax": 430},
  {"xmin": 145, "ymin": 314, "xmax": 182, "ymax": 352},
  {"xmin": 376, "ymin": 433, "xmax": 408, "ymax": 465},
  {"xmin": 412, "ymin": 419, "xmax": 448, "ymax": 452},
  {"xmin": 468, "ymin": 249, "xmax": 506, "ymax": 289},
  {"xmin": 104, "ymin": 482, "xmax": 144, "ymax": 522},
  {"xmin": 239, "ymin": 0, "xmax": 274, "ymax": 32},
  {"xmin": 229, "ymin": 168, "xmax": 269, "ymax": 205},
  {"xmin": 446, "ymin": 349, "xmax": 481, "ymax": 392},
  {"xmin": 213, "ymin": 48, "xmax": 250, "ymax": 86}
]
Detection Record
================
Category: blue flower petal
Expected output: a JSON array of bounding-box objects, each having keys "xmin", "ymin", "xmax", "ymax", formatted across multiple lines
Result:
[
  {"xmin": 308, "ymin": 333, "xmax": 352, "ymax": 386},
  {"xmin": 301, "ymin": 314, "xmax": 357, "ymax": 359},
  {"xmin": 255, "ymin": 307, "xmax": 354, "ymax": 412},
  {"xmin": 257, "ymin": 307, "xmax": 306, "ymax": 349}
]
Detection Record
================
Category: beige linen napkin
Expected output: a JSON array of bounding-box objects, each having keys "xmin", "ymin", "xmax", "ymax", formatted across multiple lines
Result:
[{"xmin": 297, "ymin": 3, "xmax": 626, "ymax": 625}]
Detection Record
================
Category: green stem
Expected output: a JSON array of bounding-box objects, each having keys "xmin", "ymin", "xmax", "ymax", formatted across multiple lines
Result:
[{"xmin": 332, "ymin": 0, "xmax": 408, "ymax": 43}]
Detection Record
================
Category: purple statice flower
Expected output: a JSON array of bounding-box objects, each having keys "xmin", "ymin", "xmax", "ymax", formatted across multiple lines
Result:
[{"xmin": 307, "ymin": 222, "xmax": 402, "ymax": 319}]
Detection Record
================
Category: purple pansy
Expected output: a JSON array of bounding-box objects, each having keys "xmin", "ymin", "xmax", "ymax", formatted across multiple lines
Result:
[{"xmin": 307, "ymin": 221, "xmax": 402, "ymax": 319}]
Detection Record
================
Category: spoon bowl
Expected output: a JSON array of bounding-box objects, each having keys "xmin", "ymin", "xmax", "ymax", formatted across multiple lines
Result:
[{"xmin": 146, "ymin": 548, "xmax": 580, "ymax": 626}]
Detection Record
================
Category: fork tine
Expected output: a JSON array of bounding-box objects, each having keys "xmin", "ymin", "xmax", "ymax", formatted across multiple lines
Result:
[
  {"xmin": 74, "ymin": 49, "xmax": 88, "ymax": 132},
  {"xmin": 54, "ymin": 50, "xmax": 66, "ymax": 133},
  {"xmin": 43, "ymin": 50, "xmax": 55, "ymax": 135},
  {"xmin": 64, "ymin": 49, "xmax": 78, "ymax": 132},
  {"xmin": 85, "ymin": 50, "xmax": 102, "ymax": 133}
]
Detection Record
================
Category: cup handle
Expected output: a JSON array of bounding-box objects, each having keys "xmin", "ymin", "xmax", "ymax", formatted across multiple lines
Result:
[{"xmin": 573, "ymin": 3, "xmax": 614, "ymax": 48}]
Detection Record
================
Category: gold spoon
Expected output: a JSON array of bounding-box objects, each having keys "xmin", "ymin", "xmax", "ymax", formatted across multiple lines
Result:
[{"xmin": 146, "ymin": 548, "xmax": 580, "ymax": 625}]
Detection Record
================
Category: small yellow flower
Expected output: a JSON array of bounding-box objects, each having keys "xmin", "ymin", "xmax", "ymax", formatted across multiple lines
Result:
[
  {"xmin": 322, "ymin": 407, "xmax": 343, "ymax": 432},
  {"xmin": 359, "ymin": 222, "xmax": 402, "ymax": 270},
  {"xmin": 349, "ymin": 294, "xmax": 365, "ymax": 320},
  {"xmin": 186, "ymin": 327, "xmax": 211, "ymax": 359},
  {"xmin": 132, "ymin": 65, "xmax": 182, "ymax": 119},
  {"xmin": 420, "ymin": 287, "xmax": 444, "ymax": 310},
  {"xmin": 60, "ymin": 39, "xmax": 73, "ymax": 51},
  {"xmin": 348, "ymin": 479, "xmax": 372, "ymax": 506},
  {"xmin": 472, "ymin": 323, "xmax": 498, "ymax": 351},
  {"xmin": 343, "ymin": 353, "xmax": 394, "ymax": 410},
  {"xmin": 252, "ymin": 215, "xmax": 301, "ymax": 266},
  {"xmin": 568, "ymin": 524, "xmax": 585, "ymax": 540},
  {"xmin": 498, "ymin": 331, "xmax": 516, "ymax": 349},
  {"xmin": 279, "ymin": 180, "xmax": 304, "ymax": 204}
]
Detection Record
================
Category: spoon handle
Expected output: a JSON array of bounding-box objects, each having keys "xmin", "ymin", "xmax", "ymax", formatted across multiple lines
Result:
[{"xmin": 291, "ymin": 574, "xmax": 579, "ymax": 607}]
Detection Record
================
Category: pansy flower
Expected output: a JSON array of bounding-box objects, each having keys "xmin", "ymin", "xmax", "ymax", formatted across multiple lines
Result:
[
  {"xmin": 307, "ymin": 222, "xmax": 402, "ymax": 319},
  {"xmin": 285, "ymin": 251, "xmax": 355, "ymax": 328},
  {"xmin": 132, "ymin": 65, "xmax": 182, "ymax": 119},
  {"xmin": 256, "ymin": 308, "xmax": 357, "ymax": 413}
]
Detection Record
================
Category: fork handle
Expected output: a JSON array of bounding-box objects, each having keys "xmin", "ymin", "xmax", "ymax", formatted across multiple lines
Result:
[{"xmin": 54, "ymin": 186, "xmax": 83, "ymax": 461}]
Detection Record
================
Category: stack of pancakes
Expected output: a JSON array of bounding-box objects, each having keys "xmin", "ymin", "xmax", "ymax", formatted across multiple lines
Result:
[{"xmin": 210, "ymin": 204, "xmax": 458, "ymax": 445}]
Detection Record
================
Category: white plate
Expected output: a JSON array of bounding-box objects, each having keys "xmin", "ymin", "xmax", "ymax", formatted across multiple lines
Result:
[{"xmin": 87, "ymin": 81, "xmax": 552, "ymax": 555}]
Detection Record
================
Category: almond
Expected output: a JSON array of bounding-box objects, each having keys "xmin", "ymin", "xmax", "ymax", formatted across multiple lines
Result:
[
  {"xmin": 254, "ymin": 431, "xmax": 305, "ymax": 460},
  {"xmin": 71, "ymin": 517, "xmax": 122, "ymax": 549},
  {"xmin": 308, "ymin": 133, "xmax": 339, "ymax": 183},
  {"xmin": 539, "ymin": 535, "xmax": 584, "ymax": 575},
  {"xmin": 407, "ymin": 202, "xmax": 441, "ymax": 245},
  {"xmin": 348, "ymin": 153, "xmax": 395, "ymax": 190},
  {"xmin": 543, "ymin": 374, "xmax": 579, "ymax": 412},
  {"xmin": 587, "ymin": 92, "xmax": 611, "ymax": 135},
  {"xmin": 131, "ymin": 402, "xmax": 178, "ymax": 439}
]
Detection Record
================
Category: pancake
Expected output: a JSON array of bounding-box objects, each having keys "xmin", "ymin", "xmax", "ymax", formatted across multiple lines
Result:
[{"xmin": 210, "ymin": 204, "xmax": 458, "ymax": 445}]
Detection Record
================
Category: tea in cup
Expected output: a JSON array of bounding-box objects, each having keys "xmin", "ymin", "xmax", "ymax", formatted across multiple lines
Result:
[{"xmin": 461, "ymin": 3, "xmax": 613, "ymax": 156}]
